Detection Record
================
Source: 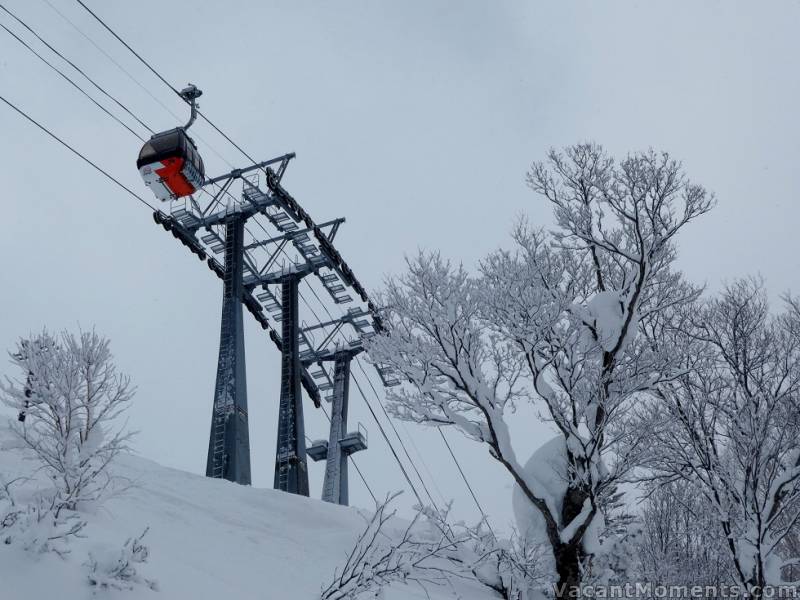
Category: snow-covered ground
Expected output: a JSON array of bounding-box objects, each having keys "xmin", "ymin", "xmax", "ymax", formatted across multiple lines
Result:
[{"xmin": 0, "ymin": 444, "xmax": 486, "ymax": 600}]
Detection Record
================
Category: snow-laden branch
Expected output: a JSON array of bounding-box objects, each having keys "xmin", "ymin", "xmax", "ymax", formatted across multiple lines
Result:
[
  {"xmin": 322, "ymin": 493, "xmax": 547, "ymax": 600},
  {"xmin": 642, "ymin": 278, "xmax": 800, "ymax": 588},
  {"xmin": 369, "ymin": 143, "xmax": 711, "ymax": 593}
]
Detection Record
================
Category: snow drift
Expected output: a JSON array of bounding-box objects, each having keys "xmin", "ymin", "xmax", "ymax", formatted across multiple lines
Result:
[{"xmin": 0, "ymin": 441, "xmax": 486, "ymax": 600}]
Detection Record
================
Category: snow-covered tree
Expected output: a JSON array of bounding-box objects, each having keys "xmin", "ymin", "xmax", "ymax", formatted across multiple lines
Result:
[
  {"xmin": 1, "ymin": 329, "xmax": 135, "ymax": 512},
  {"xmin": 321, "ymin": 492, "xmax": 462, "ymax": 600},
  {"xmin": 0, "ymin": 475, "xmax": 86, "ymax": 557},
  {"xmin": 644, "ymin": 278, "xmax": 800, "ymax": 590},
  {"xmin": 322, "ymin": 492, "xmax": 545, "ymax": 600},
  {"xmin": 86, "ymin": 528, "xmax": 158, "ymax": 591},
  {"xmin": 367, "ymin": 143, "xmax": 712, "ymax": 594},
  {"xmin": 634, "ymin": 480, "xmax": 730, "ymax": 586},
  {"xmin": 421, "ymin": 500, "xmax": 549, "ymax": 599}
]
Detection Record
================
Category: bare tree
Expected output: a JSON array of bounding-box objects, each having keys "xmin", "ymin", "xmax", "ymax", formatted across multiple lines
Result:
[
  {"xmin": 1, "ymin": 329, "xmax": 136, "ymax": 513},
  {"xmin": 321, "ymin": 492, "xmax": 461, "ymax": 600},
  {"xmin": 421, "ymin": 501, "xmax": 549, "ymax": 599},
  {"xmin": 368, "ymin": 143, "xmax": 712, "ymax": 594},
  {"xmin": 322, "ymin": 493, "xmax": 545, "ymax": 600},
  {"xmin": 634, "ymin": 480, "xmax": 731, "ymax": 586},
  {"xmin": 644, "ymin": 279, "xmax": 800, "ymax": 590}
]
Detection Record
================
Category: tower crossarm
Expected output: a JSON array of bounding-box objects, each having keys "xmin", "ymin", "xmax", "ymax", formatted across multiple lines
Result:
[
  {"xmin": 242, "ymin": 218, "xmax": 345, "ymax": 252},
  {"xmin": 263, "ymin": 168, "xmax": 385, "ymax": 332},
  {"xmin": 302, "ymin": 342, "xmax": 364, "ymax": 365},
  {"xmin": 242, "ymin": 258, "xmax": 326, "ymax": 288},
  {"xmin": 184, "ymin": 189, "xmax": 277, "ymax": 231},
  {"xmin": 202, "ymin": 153, "xmax": 296, "ymax": 187}
]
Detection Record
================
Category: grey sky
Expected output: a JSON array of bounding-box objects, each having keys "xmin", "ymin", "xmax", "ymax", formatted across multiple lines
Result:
[{"xmin": 1, "ymin": 1, "xmax": 799, "ymax": 530}]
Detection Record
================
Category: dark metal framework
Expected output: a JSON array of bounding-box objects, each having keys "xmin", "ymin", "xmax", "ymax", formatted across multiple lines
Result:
[
  {"xmin": 152, "ymin": 153, "xmax": 399, "ymax": 494},
  {"xmin": 206, "ymin": 214, "xmax": 250, "ymax": 483},
  {"xmin": 306, "ymin": 346, "xmax": 367, "ymax": 505},
  {"xmin": 254, "ymin": 263, "xmax": 320, "ymax": 495}
]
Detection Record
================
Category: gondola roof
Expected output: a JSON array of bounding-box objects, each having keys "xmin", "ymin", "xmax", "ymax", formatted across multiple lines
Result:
[{"xmin": 136, "ymin": 128, "xmax": 203, "ymax": 173}]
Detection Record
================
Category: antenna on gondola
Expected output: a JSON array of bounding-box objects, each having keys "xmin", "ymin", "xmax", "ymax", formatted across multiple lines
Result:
[{"xmin": 179, "ymin": 84, "xmax": 202, "ymax": 131}]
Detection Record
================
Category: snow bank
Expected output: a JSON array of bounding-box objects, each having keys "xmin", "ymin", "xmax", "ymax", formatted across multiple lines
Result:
[
  {"xmin": 512, "ymin": 436, "xmax": 568, "ymax": 543},
  {"xmin": 0, "ymin": 441, "xmax": 486, "ymax": 600}
]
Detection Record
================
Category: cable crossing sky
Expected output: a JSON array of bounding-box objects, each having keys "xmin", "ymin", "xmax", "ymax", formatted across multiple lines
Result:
[{"xmin": 0, "ymin": 0, "xmax": 494, "ymax": 528}]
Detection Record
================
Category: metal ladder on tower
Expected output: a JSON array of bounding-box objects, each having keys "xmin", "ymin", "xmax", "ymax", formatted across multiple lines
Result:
[
  {"xmin": 276, "ymin": 361, "xmax": 293, "ymax": 490},
  {"xmin": 210, "ymin": 407, "xmax": 227, "ymax": 478}
]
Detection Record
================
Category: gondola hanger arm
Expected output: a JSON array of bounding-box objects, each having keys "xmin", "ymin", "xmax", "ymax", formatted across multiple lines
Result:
[{"xmin": 179, "ymin": 83, "xmax": 202, "ymax": 131}]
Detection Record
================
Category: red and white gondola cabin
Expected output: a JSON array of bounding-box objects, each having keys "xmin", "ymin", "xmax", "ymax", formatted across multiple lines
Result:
[{"xmin": 137, "ymin": 128, "xmax": 205, "ymax": 201}]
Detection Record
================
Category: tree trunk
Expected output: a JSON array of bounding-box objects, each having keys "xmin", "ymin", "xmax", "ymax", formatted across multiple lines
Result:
[
  {"xmin": 553, "ymin": 542, "xmax": 584, "ymax": 598},
  {"xmin": 553, "ymin": 484, "xmax": 589, "ymax": 597}
]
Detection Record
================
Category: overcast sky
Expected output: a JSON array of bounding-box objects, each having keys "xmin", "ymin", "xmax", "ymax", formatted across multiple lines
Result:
[{"xmin": 1, "ymin": 1, "xmax": 799, "ymax": 530}]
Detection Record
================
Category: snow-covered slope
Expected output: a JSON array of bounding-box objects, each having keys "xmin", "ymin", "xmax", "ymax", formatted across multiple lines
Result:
[{"xmin": 0, "ymin": 446, "xmax": 484, "ymax": 600}]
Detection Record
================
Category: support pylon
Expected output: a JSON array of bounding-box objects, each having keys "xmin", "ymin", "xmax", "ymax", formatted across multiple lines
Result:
[
  {"xmin": 306, "ymin": 345, "xmax": 367, "ymax": 506},
  {"xmin": 322, "ymin": 351, "xmax": 353, "ymax": 505},
  {"xmin": 206, "ymin": 214, "xmax": 252, "ymax": 484},
  {"xmin": 274, "ymin": 272, "xmax": 310, "ymax": 495}
]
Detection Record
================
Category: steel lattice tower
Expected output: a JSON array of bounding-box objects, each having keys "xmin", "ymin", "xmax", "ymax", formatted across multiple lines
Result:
[
  {"xmin": 321, "ymin": 350, "xmax": 359, "ymax": 505},
  {"xmin": 206, "ymin": 214, "xmax": 252, "ymax": 484},
  {"xmin": 306, "ymin": 345, "xmax": 366, "ymax": 506},
  {"xmin": 151, "ymin": 153, "xmax": 398, "ymax": 499},
  {"xmin": 274, "ymin": 271, "xmax": 311, "ymax": 495}
]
